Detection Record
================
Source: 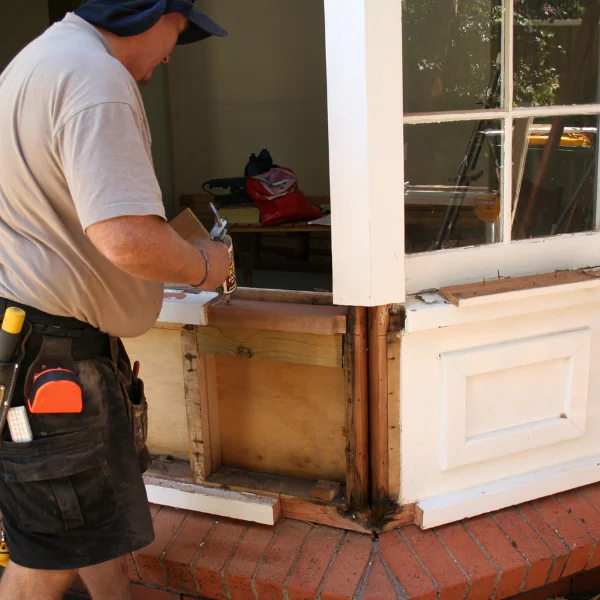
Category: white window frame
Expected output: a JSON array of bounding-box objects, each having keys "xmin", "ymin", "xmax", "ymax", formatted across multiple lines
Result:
[
  {"xmin": 404, "ymin": 0, "xmax": 600, "ymax": 295},
  {"xmin": 324, "ymin": 1, "xmax": 600, "ymax": 305}
]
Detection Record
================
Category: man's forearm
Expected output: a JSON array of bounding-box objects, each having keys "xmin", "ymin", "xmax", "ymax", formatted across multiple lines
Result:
[{"xmin": 87, "ymin": 215, "xmax": 209, "ymax": 286}]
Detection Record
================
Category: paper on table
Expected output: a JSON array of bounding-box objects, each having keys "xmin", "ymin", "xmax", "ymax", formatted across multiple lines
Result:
[{"xmin": 308, "ymin": 214, "xmax": 331, "ymax": 226}]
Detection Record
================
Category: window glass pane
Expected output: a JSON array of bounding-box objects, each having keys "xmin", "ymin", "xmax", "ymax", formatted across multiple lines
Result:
[
  {"xmin": 514, "ymin": 1, "xmax": 600, "ymax": 106},
  {"xmin": 512, "ymin": 115, "xmax": 598, "ymax": 239},
  {"xmin": 403, "ymin": 0, "xmax": 503, "ymax": 113},
  {"xmin": 405, "ymin": 119, "xmax": 503, "ymax": 253}
]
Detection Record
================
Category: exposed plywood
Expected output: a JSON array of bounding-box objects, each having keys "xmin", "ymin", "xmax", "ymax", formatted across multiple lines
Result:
[
  {"xmin": 197, "ymin": 326, "xmax": 342, "ymax": 368},
  {"xmin": 440, "ymin": 269, "xmax": 600, "ymax": 307},
  {"xmin": 387, "ymin": 332, "xmax": 401, "ymax": 501},
  {"xmin": 207, "ymin": 297, "xmax": 347, "ymax": 335},
  {"xmin": 217, "ymin": 356, "xmax": 346, "ymax": 482},
  {"xmin": 123, "ymin": 329, "xmax": 188, "ymax": 460}
]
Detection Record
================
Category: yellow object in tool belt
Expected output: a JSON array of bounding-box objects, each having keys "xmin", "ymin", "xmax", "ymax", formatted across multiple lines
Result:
[{"xmin": 0, "ymin": 527, "xmax": 10, "ymax": 568}]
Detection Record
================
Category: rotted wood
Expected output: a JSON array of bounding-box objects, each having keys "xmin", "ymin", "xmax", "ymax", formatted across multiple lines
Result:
[
  {"xmin": 387, "ymin": 332, "xmax": 401, "ymax": 501},
  {"xmin": 344, "ymin": 306, "xmax": 369, "ymax": 511},
  {"xmin": 180, "ymin": 326, "xmax": 221, "ymax": 482},
  {"xmin": 368, "ymin": 306, "xmax": 391, "ymax": 511}
]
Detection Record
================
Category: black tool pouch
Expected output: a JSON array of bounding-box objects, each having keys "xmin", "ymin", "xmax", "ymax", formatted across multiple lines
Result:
[
  {"xmin": 0, "ymin": 322, "xmax": 32, "ymax": 438},
  {"xmin": 109, "ymin": 337, "xmax": 149, "ymax": 473}
]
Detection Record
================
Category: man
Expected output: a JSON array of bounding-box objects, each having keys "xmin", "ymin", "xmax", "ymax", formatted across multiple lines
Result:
[{"xmin": 0, "ymin": 1, "xmax": 231, "ymax": 598}]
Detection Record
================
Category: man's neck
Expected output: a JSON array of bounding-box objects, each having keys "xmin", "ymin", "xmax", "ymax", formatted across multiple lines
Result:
[{"xmin": 94, "ymin": 26, "xmax": 139, "ymax": 78}]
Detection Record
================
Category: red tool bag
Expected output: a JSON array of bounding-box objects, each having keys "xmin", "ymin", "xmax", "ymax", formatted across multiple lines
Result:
[{"xmin": 245, "ymin": 166, "xmax": 322, "ymax": 226}]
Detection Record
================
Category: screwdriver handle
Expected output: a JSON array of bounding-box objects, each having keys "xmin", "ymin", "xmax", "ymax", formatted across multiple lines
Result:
[{"xmin": 0, "ymin": 308, "xmax": 25, "ymax": 363}]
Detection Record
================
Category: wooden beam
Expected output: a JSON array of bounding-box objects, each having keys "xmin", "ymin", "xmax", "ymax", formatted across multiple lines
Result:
[
  {"xmin": 387, "ymin": 332, "xmax": 401, "ymax": 501},
  {"xmin": 344, "ymin": 307, "xmax": 369, "ymax": 511},
  {"xmin": 196, "ymin": 326, "xmax": 343, "ymax": 368},
  {"xmin": 144, "ymin": 476, "xmax": 281, "ymax": 526},
  {"xmin": 206, "ymin": 298, "xmax": 347, "ymax": 335},
  {"xmin": 368, "ymin": 306, "xmax": 390, "ymax": 510},
  {"xmin": 440, "ymin": 268, "xmax": 600, "ymax": 307},
  {"xmin": 312, "ymin": 480, "xmax": 342, "ymax": 502},
  {"xmin": 180, "ymin": 327, "xmax": 221, "ymax": 481},
  {"xmin": 280, "ymin": 496, "xmax": 369, "ymax": 534},
  {"xmin": 146, "ymin": 459, "xmax": 369, "ymax": 533}
]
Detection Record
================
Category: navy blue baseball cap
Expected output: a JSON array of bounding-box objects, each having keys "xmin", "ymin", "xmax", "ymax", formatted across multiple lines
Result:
[{"xmin": 75, "ymin": 0, "xmax": 227, "ymax": 45}]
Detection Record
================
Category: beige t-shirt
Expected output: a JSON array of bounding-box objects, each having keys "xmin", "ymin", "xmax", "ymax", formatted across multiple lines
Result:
[{"xmin": 0, "ymin": 13, "xmax": 166, "ymax": 338}]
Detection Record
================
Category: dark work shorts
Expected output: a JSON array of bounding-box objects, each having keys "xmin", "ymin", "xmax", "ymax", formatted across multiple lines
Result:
[{"xmin": 0, "ymin": 321, "xmax": 155, "ymax": 571}]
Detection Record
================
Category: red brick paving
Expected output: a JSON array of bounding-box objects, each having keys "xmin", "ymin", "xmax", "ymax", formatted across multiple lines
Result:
[
  {"xmin": 436, "ymin": 522, "xmax": 499, "ymax": 599},
  {"xmin": 193, "ymin": 519, "xmax": 247, "ymax": 600},
  {"xmin": 362, "ymin": 554, "xmax": 398, "ymax": 600},
  {"xmin": 67, "ymin": 491, "xmax": 600, "ymax": 600},
  {"xmin": 134, "ymin": 506, "xmax": 188, "ymax": 588},
  {"xmin": 531, "ymin": 496, "xmax": 595, "ymax": 577},
  {"xmin": 379, "ymin": 529, "xmax": 439, "ymax": 600},
  {"xmin": 320, "ymin": 532, "xmax": 372, "ymax": 600},
  {"xmin": 492, "ymin": 507, "xmax": 554, "ymax": 592},
  {"xmin": 518, "ymin": 502, "xmax": 571, "ymax": 583},
  {"xmin": 223, "ymin": 522, "xmax": 275, "ymax": 600},
  {"xmin": 285, "ymin": 526, "xmax": 342, "ymax": 600},
  {"xmin": 162, "ymin": 512, "xmax": 215, "ymax": 594},
  {"xmin": 401, "ymin": 525, "xmax": 468, "ymax": 600},
  {"xmin": 463, "ymin": 514, "xmax": 527, "ymax": 598}
]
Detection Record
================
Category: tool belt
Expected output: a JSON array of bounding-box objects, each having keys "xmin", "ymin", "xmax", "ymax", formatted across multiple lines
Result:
[{"xmin": 0, "ymin": 299, "xmax": 148, "ymax": 471}]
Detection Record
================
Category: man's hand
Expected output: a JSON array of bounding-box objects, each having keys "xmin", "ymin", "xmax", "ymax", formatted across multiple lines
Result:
[
  {"xmin": 191, "ymin": 238, "xmax": 232, "ymax": 290},
  {"xmin": 87, "ymin": 214, "xmax": 232, "ymax": 288}
]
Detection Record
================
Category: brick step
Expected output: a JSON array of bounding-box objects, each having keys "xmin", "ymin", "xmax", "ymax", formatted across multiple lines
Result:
[{"xmin": 104, "ymin": 482, "xmax": 600, "ymax": 599}]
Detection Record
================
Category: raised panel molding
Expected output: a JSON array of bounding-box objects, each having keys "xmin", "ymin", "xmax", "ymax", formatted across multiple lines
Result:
[{"xmin": 440, "ymin": 328, "xmax": 591, "ymax": 470}]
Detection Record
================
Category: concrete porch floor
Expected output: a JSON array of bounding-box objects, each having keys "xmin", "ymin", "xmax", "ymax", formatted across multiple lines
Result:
[{"xmin": 59, "ymin": 483, "xmax": 600, "ymax": 599}]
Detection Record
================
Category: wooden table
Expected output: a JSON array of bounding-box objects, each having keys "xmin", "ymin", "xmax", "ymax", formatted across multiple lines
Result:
[{"xmin": 229, "ymin": 222, "xmax": 331, "ymax": 287}]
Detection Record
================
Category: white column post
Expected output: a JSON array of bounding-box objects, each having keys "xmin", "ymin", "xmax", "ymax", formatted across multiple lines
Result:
[{"xmin": 324, "ymin": 0, "xmax": 406, "ymax": 306}]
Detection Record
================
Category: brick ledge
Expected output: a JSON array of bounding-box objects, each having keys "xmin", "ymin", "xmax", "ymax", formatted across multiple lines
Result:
[{"xmin": 70, "ymin": 482, "xmax": 600, "ymax": 599}]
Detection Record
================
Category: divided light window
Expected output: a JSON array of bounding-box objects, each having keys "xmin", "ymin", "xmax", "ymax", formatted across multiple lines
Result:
[{"xmin": 402, "ymin": 0, "xmax": 600, "ymax": 293}]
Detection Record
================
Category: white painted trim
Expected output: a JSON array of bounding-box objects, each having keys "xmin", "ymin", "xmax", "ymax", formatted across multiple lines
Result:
[
  {"xmin": 404, "ymin": 104, "xmax": 600, "ymax": 125},
  {"xmin": 417, "ymin": 453, "xmax": 600, "ymax": 529},
  {"xmin": 404, "ymin": 109, "xmax": 507, "ymax": 125},
  {"xmin": 403, "ymin": 286, "xmax": 600, "ymax": 333},
  {"xmin": 158, "ymin": 289, "xmax": 218, "ymax": 325},
  {"xmin": 405, "ymin": 232, "xmax": 600, "ymax": 295},
  {"xmin": 324, "ymin": 0, "xmax": 405, "ymax": 306},
  {"xmin": 501, "ymin": 116, "xmax": 513, "ymax": 244},
  {"xmin": 440, "ymin": 329, "xmax": 590, "ymax": 470},
  {"xmin": 144, "ymin": 477, "xmax": 281, "ymax": 526}
]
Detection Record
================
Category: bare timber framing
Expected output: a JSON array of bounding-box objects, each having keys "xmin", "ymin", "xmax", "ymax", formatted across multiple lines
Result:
[{"xmin": 140, "ymin": 290, "xmax": 413, "ymax": 533}]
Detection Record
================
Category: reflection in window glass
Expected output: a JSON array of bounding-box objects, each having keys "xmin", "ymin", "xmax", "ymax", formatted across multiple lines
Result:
[
  {"xmin": 514, "ymin": 1, "xmax": 599, "ymax": 106},
  {"xmin": 512, "ymin": 115, "xmax": 598, "ymax": 239},
  {"xmin": 404, "ymin": 120, "xmax": 502, "ymax": 253},
  {"xmin": 402, "ymin": 0, "xmax": 503, "ymax": 113}
]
